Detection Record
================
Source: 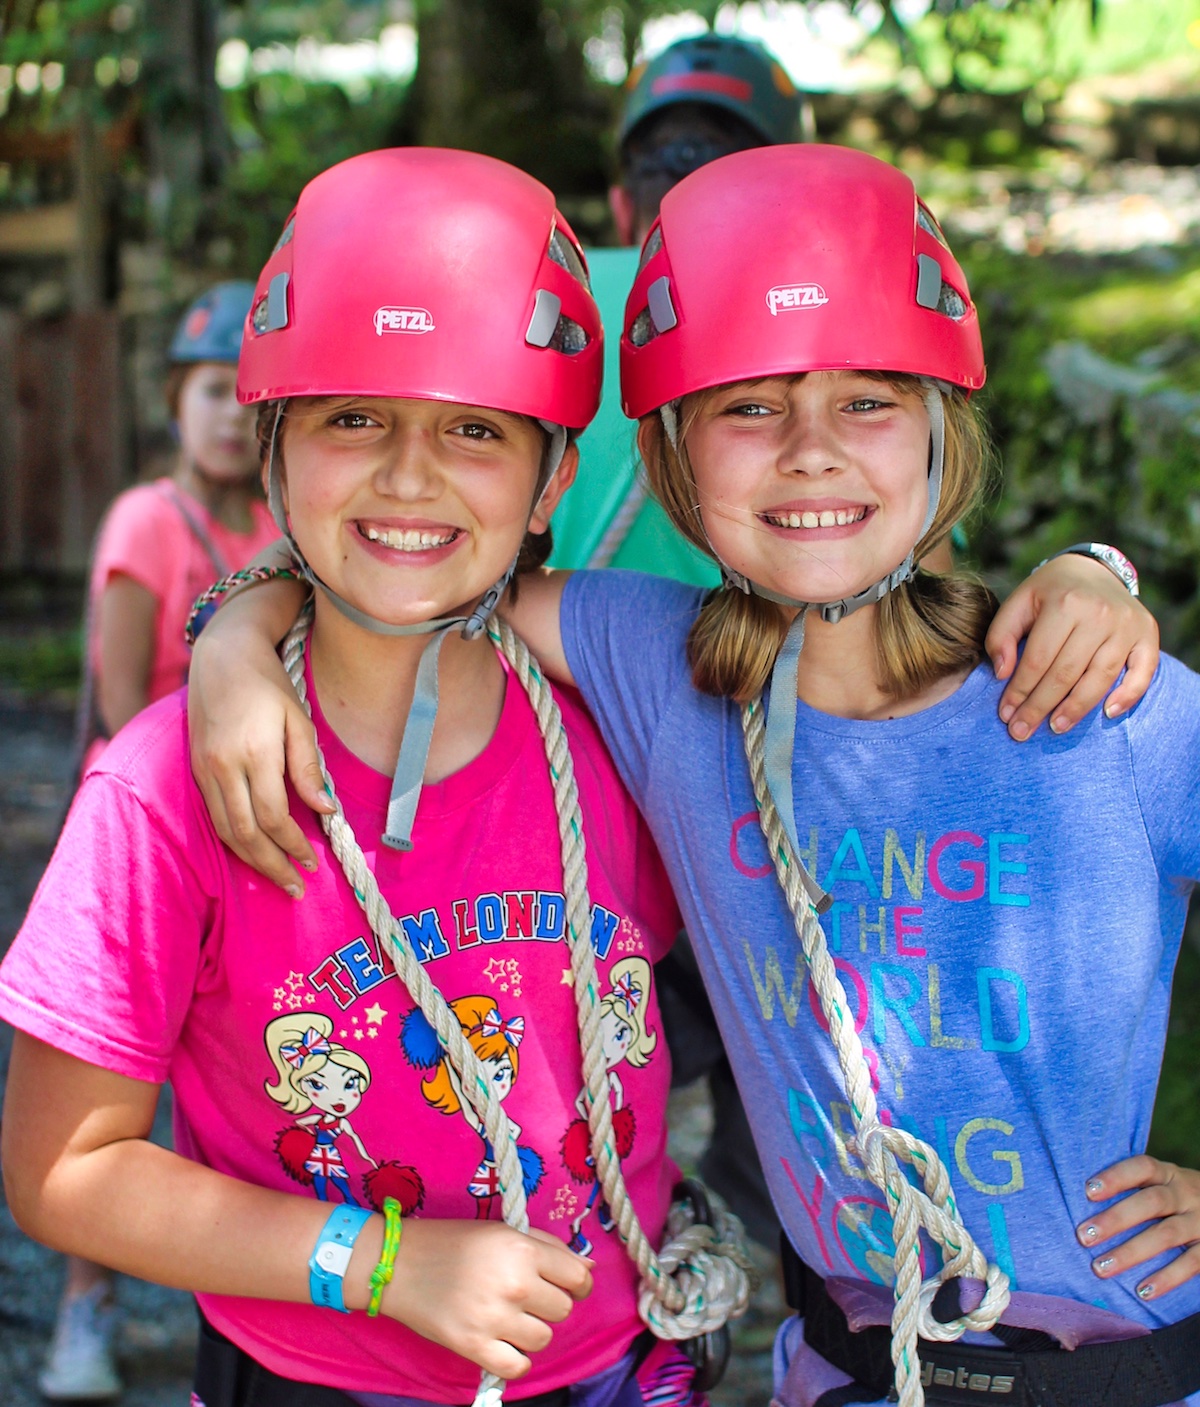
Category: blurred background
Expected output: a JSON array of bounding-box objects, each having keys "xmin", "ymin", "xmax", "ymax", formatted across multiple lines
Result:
[{"xmin": 1, "ymin": 1, "xmax": 1199, "ymax": 1403}]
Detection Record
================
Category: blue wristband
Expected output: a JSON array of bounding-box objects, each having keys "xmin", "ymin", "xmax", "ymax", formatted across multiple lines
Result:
[{"xmin": 308, "ymin": 1204, "xmax": 373, "ymax": 1313}]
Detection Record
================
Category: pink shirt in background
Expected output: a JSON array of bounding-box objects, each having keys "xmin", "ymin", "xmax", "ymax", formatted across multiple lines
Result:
[
  {"xmin": 0, "ymin": 659, "xmax": 681, "ymax": 1400},
  {"xmin": 89, "ymin": 479, "xmax": 277, "ymax": 706}
]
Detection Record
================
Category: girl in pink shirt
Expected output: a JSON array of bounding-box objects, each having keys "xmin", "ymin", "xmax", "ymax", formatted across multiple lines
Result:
[
  {"xmin": 83, "ymin": 281, "xmax": 277, "ymax": 769},
  {"xmin": 1, "ymin": 151, "xmax": 750, "ymax": 1407}
]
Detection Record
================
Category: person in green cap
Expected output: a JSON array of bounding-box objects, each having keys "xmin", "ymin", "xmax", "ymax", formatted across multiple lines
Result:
[
  {"xmin": 548, "ymin": 33, "xmax": 808, "ymax": 1252},
  {"xmin": 549, "ymin": 31, "xmax": 802, "ymax": 585}
]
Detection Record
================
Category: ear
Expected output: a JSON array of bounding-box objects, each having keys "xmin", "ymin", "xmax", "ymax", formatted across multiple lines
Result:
[
  {"xmin": 529, "ymin": 441, "xmax": 579, "ymax": 534},
  {"xmin": 635, "ymin": 416, "xmax": 659, "ymax": 469},
  {"xmin": 608, "ymin": 184, "xmax": 637, "ymax": 247}
]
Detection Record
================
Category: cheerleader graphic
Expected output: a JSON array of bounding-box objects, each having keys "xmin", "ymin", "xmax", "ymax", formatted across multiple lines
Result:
[
  {"xmin": 264, "ymin": 1013, "xmax": 423, "ymax": 1213},
  {"xmin": 561, "ymin": 957, "xmax": 657, "ymax": 1255},
  {"xmin": 401, "ymin": 995, "xmax": 544, "ymax": 1220}
]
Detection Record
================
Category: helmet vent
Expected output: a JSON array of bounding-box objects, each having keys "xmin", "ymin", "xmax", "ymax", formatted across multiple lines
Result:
[
  {"xmin": 527, "ymin": 288, "xmax": 589, "ymax": 355},
  {"xmin": 629, "ymin": 308, "xmax": 656, "ymax": 348},
  {"xmin": 549, "ymin": 314, "xmax": 589, "ymax": 356},
  {"xmin": 272, "ymin": 215, "xmax": 296, "ymax": 256},
  {"xmin": 916, "ymin": 203, "xmax": 948, "ymax": 247},
  {"xmin": 252, "ymin": 271, "xmax": 290, "ymax": 335},
  {"xmin": 548, "ymin": 227, "xmax": 591, "ymax": 291},
  {"xmin": 936, "ymin": 282, "xmax": 968, "ymax": 321},
  {"xmin": 637, "ymin": 226, "xmax": 664, "ymax": 273}
]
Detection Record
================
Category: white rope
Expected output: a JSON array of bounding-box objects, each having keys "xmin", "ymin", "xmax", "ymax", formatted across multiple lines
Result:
[
  {"xmin": 586, "ymin": 477, "xmax": 648, "ymax": 569},
  {"xmin": 282, "ymin": 607, "xmax": 753, "ymax": 1403},
  {"xmin": 741, "ymin": 695, "xmax": 1010, "ymax": 1407}
]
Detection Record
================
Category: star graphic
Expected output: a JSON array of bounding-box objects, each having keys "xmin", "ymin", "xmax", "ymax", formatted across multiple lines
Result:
[
  {"xmin": 364, "ymin": 1002, "xmax": 388, "ymax": 1026},
  {"xmin": 499, "ymin": 981, "xmax": 509, "ymax": 993},
  {"xmin": 339, "ymin": 1030, "xmax": 348, "ymax": 1039},
  {"xmin": 506, "ymin": 959, "xmax": 519, "ymax": 973},
  {"xmin": 304, "ymin": 992, "xmax": 316, "ymax": 1005},
  {"xmin": 285, "ymin": 970, "xmax": 306, "ymax": 992},
  {"xmin": 368, "ymin": 1027, "xmax": 378, "ymax": 1039},
  {"xmin": 561, "ymin": 969, "xmax": 574, "ymax": 986},
  {"xmin": 273, "ymin": 987, "xmax": 287, "ymax": 1004},
  {"xmin": 354, "ymin": 1028, "xmax": 365, "ymax": 1040},
  {"xmin": 286, "ymin": 993, "xmax": 303, "ymax": 1010},
  {"xmin": 483, "ymin": 957, "xmax": 507, "ymax": 984},
  {"xmin": 273, "ymin": 1002, "xmax": 282, "ymax": 1013},
  {"xmin": 351, "ymin": 1015, "xmax": 359, "ymax": 1025}
]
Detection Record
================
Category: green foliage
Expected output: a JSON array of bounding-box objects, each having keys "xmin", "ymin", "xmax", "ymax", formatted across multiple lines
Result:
[
  {"xmin": 0, "ymin": 628, "xmax": 81, "ymax": 695},
  {"xmin": 964, "ymin": 244, "xmax": 1200, "ymax": 671},
  {"xmin": 219, "ymin": 72, "xmax": 404, "ymax": 270},
  {"xmin": 1151, "ymin": 924, "xmax": 1200, "ymax": 1164}
]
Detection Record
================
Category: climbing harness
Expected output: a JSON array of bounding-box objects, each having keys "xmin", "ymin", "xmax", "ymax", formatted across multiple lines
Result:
[
  {"xmin": 281, "ymin": 606, "xmax": 753, "ymax": 1407},
  {"xmin": 779, "ymin": 1243, "xmax": 1200, "ymax": 1407}
]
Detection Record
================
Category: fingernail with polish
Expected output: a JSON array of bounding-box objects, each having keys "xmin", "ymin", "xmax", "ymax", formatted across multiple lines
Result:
[
  {"xmin": 1080, "ymin": 1225, "xmax": 1098, "ymax": 1242},
  {"xmin": 285, "ymin": 884, "xmax": 302, "ymax": 900},
  {"xmin": 1094, "ymin": 1256, "xmax": 1116, "ymax": 1273},
  {"xmin": 302, "ymin": 859, "xmax": 318, "ymax": 872},
  {"xmin": 1086, "ymin": 1179, "xmax": 1104, "ymax": 1196},
  {"xmin": 1137, "ymin": 1283, "xmax": 1155, "ymax": 1300}
]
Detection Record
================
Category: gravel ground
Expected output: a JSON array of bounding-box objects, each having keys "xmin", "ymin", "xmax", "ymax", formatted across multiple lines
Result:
[{"xmin": 0, "ymin": 689, "xmax": 780, "ymax": 1407}]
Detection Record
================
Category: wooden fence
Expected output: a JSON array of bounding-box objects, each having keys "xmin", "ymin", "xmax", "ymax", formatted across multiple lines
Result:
[{"xmin": 0, "ymin": 310, "xmax": 126, "ymax": 575}]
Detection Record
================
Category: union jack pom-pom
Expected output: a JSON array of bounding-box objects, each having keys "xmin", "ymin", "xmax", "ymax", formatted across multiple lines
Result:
[
  {"xmin": 275, "ymin": 1125, "xmax": 317, "ymax": 1185},
  {"xmin": 364, "ymin": 1161, "xmax": 425, "ymax": 1215}
]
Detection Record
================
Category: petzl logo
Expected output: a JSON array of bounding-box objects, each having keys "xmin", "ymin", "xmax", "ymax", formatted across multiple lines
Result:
[
  {"xmin": 374, "ymin": 307, "xmax": 435, "ymax": 335},
  {"xmin": 766, "ymin": 284, "xmax": 828, "ymax": 315}
]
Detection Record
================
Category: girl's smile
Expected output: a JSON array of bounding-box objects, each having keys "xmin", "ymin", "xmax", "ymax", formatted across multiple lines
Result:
[{"xmin": 680, "ymin": 370, "xmax": 930, "ymax": 606}]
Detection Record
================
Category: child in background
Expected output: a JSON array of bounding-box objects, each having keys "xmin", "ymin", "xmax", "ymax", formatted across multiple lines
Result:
[
  {"xmin": 0, "ymin": 149, "xmax": 743, "ymax": 1407},
  {"xmin": 81, "ymin": 281, "xmax": 277, "ymax": 770},
  {"xmin": 181, "ymin": 146, "xmax": 1199, "ymax": 1407}
]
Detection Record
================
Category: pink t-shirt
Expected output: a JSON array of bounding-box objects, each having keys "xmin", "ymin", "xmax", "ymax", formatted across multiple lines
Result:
[
  {"xmin": 89, "ymin": 480, "xmax": 278, "ymax": 705},
  {"xmin": 0, "ymin": 660, "xmax": 681, "ymax": 1401}
]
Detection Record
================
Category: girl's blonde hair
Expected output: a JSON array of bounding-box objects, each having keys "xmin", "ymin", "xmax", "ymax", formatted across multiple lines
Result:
[
  {"xmin": 263, "ymin": 1013, "xmax": 372, "ymax": 1116},
  {"xmin": 641, "ymin": 374, "xmax": 998, "ymax": 704},
  {"xmin": 601, "ymin": 957, "xmax": 658, "ymax": 1068},
  {"xmin": 420, "ymin": 994, "xmax": 523, "ymax": 1116}
]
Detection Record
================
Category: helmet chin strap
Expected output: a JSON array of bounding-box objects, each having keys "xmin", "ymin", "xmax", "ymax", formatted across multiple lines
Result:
[
  {"xmin": 265, "ymin": 402, "xmax": 569, "ymax": 850},
  {"xmin": 663, "ymin": 384, "xmax": 946, "ymax": 913}
]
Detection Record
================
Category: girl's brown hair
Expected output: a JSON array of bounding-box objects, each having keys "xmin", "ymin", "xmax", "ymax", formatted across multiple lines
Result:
[
  {"xmin": 641, "ymin": 375, "xmax": 998, "ymax": 704},
  {"xmin": 256, "ymin": 399, "xmax": 557, "ymax": 583}
]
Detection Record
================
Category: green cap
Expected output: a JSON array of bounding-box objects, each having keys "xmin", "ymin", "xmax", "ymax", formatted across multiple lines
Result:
[{"xmin": 619, "ymin": 33, "xmax": 801, "ymax": 149}]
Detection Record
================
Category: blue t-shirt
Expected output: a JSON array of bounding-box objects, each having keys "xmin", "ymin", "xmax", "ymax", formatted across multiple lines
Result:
[{"xmin": 562, "ymin": 569, "xmax": 1200, "ymax": 1343}]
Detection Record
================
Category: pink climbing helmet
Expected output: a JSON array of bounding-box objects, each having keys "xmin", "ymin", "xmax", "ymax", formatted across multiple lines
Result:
[
  {"xmin": 238, "ymin": 147, "xmax": 603, "ymax": 431},
  {"xmin": 620, "ymin": 143, "xmax": 985, "ymax": 420}
]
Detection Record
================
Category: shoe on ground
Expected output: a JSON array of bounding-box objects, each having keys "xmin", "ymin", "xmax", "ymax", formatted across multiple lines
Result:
[{"xmin": 38, "ymin": 1283, "xmax": 122, "ymax": 1402}]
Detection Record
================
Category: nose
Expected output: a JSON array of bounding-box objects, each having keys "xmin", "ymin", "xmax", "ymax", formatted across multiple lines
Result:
[
  {"xmin": 776, "ymin": 402, "xmax": 843, "ymax": 478},
  {"xmin": 374, "ymin": 424, "xmax": 440, "ymax": 500}
]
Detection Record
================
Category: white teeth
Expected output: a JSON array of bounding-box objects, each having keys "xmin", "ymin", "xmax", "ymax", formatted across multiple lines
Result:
[
  {"xmin": 766, "ymin": 506, "xmax": 867, "ymax": 530},
  {"xmin": 364, "ymin": 526, "xmax": 455, "ymax": 551}
]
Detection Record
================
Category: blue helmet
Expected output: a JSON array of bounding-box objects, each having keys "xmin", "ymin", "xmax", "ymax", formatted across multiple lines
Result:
[{"xmin": 168, "ymin": 281, "xmax": 254, "ymax": 364}]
